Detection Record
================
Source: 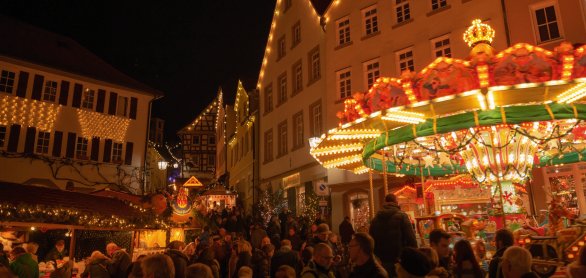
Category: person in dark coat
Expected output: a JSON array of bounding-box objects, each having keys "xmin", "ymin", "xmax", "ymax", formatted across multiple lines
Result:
[
  {"xmin": 80, "ymin": 251, "xmax": 111, "ymax": 278},
  {"xmin": 369, "ymin": 193, "xmax": 417, "ymax": 277},
  {"xmin": 0, "ymin": 243, "xmax": 9, "ymax": 268},
  {"xmin": 339, "ymin": 216, "xmax": 355, "ymax": 245},
  {"xmin": 165, "ymin": 241, "xmax": 189, "ymax": 278},
  {"xmin": 44, "ymin": 239, "xmax": 67, "ymax": 262},
  {"xmin": 106, "ymin": 243, "xmax": 131, "ymax": 278},
  {"xmin": 271, "ymin": 240, "xmax": 302, "ymax": 277},
  {"xmin": 489, "ymin": 229, "xmax": 514, "ymax": 278},
  {"xmin": 286, "ymin": 227, "xmax": 302, "ymax": 252},
  {"xmin": 348, "ymin": 233, "xmax": 388, "ymax": 278}
]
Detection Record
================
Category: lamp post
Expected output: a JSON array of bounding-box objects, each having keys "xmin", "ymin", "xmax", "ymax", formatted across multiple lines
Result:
[{"xmin": 157, "ymin": 161, "xmax": 169, "ymax": 170}]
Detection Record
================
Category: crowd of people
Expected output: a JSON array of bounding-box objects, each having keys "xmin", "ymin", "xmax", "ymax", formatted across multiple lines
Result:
[{"xmin": 1, "ymin": 193, "xmax": 586, "ymax": 277}]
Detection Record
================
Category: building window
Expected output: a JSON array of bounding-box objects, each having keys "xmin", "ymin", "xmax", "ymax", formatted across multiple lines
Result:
[
  {"xmin": 209, "ymin": 155, "xmax": 215, "ymax": 167},
  {"xmin": 0, "ymin": 70, "xmax": 15, "ymax": 93},
  {"xmin": 532, "ymin": 4, "xmax": 562, "ymax": 43},
  {"xmin": 75, "ymin": 137, "xmax": 89, "ymax": 159},
  {"xmin": 112, "ymin": 142, "xmax": 123, "ymax": 163},
  {"xmin": 363, "ymin": 59, "xmax": 380, "ymax": 90},
  {"xmin": 264, "ymin": 84, "xmax": 273, "ymax": 114},
  {"xmin": 292, "ymin": 60, "xmax": 303, "ymax": 94},
  {"xmin": 362, "ymin": 6, "xmax": 379, "ymax": 36},
  {"xmin": 337, "ymin": 17, "xmax": 351, "ymax": 46},
  {"xmin": 337, "ymin": 68, "xmax": 352, "ymax": 99},
  {"xmin": 278, "ymin": 35, "xmax": 286, "ymax": 59},
  {"xmin": 278, "ymin": 73, "xmax": 288, "ymax": 105},
  {"xmin": 292, "ymin": 111, "xmax": 304, "ymax": 149},
  {"xmin": 0, "ymin": 125, "xmax": 6, "ymax": 148},
  {"xmin": 431, "ymin": 35, "xmax": 451, "ymax": 58},
  {"xmin": 193, "ymin": 135, "xmax": 200, "ymax": 145},
  {"xmin": 36, "ymin": 131, "xmax": 50, "ymax": 154},
  {"xmin": 309, "ymin": 100, "xmax": 323, "ymax": 137},
  {"xmin": 431, "ymin": 0, "xmax": 447, "ymax": 10},
  {"xmin": 264, "ymin": 129, "xmax": 273, "ymax": 162},
  {"xmin": 209, "ymin": 135, "xmax": 216, "ymax": 145},
  {"xmin": 397, "ymin": 48, "xmax": 415, "ymax": 73},
  {"xmin": 308, "ymin": 46, "xmax": 321, "ymax": 83},
  {"xmin": 82, "ymin": 89, "xmax": 95, "ymax": 109},
  {"xmin": 292, "ymin": 21, "xmax": 301, "ymax": 47},
  {"xmin": 117, "ymin": 96, "xmax": 128, "ymax": 117},
  {"xmin": 396, "ymin": 0, "xmax": 411, "ymax": 23},
  {"xmin": 43, "ymin": 80, "xmax": 58, "ymax": 102},
  {"xmin": 278, "ymin": 121, "xmax": 288, "ymax": 157}
]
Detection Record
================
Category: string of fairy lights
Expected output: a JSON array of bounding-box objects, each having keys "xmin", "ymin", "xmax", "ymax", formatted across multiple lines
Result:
[
  {"xmin": 0, "ymin": 94, "xmax": 61, "ymax": 131},
  {"xmin": 77, "ymin": 109, "xmax": 131, "ymax": 142}
]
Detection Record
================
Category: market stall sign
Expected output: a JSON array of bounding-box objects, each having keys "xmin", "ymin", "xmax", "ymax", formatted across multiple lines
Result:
[{"xmin": 183, "ymin": 176, "xmax": 203, "ymax": 187}]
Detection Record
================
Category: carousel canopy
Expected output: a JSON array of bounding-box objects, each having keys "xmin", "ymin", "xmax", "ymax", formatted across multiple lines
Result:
[{"xmin": 310, "ymin": 19, "xmax": 586, "ymax": 184}]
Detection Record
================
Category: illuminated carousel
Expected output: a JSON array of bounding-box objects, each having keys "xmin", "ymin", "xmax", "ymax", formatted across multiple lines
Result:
[{"xmin": 310, "ymin": 20, "xmax": 586, "ymax": 267}]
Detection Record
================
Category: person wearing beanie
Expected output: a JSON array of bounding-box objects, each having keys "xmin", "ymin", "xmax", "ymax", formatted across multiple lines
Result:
[
  {"xmin": 370, "ymin": 193, "xmax": 418, "ymax": 276},
  {"xmin": 395, "ymin": 247, "xmax": 432, "ymax": 278}
]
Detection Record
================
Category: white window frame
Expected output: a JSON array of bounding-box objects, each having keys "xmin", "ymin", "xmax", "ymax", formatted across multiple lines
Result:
[
  {"xmin": 278, "ymin": 73, "xmax": 287, "ymax": 104},
  {"xmin": 0, "ymin": 70, "xmax": 15, "ymax": 94},
  {"xmin": 278, "ymin": 121, "xmax": 288, "ymax": 156},
  {"xmin": 293, "ymin": 61, "xmax": 303, "ymax": 94},
  {"xmin": 431, "ymin": 0, "xmax": 448, "ymax": 11},
  {"xmin": 310, "ymin": 100, "xmax": 322, "ymax": 137},
  {"xmin": 363, "ymin": 58, "xmax": 380, "ymax": 90},
  {"xmin": 530, "ymin": 1, "xmax": 564, "ymax": 44},
  {"xmin": 278, "ymin": 35, "xmax": 286, "ymax": 59},
  {"xmin": 112, "ymin": 142, "xmax": 123, "ymax": 163},
  {"xmin": 396, "ymin": 47, "xmax": 415, "ymax": 74},
  {"xmin": 336, "ymin": 16, "xmax": 351, "ymax": 46},
  {"xmin": 264, "ymin": 129, "xmax": 273, "ymax": 162},
  {"xmin": 362, "ymin": 6, "xmax": 379, "ymax": 36},
  {"xmin": 36, "ymin": 131, "xmax": 50, "ymax": 154},
  {"xmin": 430, "ymin": 35, "xmax": 451, "ymax": 58},
  {"xmin": 396, "ymin": 0, "xmax": 411, "ymax": 24},
  {"xmin": 116, "ymin": 95, "xmax": 129, "ymax": 117},
  {"xmin": 43, "ymin": 80, "xmax": 58, "ymax": 102},
  {"xmin": 75, "ymin": 137, "xmax": 89, "ymax": 160},
  {"xmin": 81, "ymin": 89, "xmax": 95, "ymax": 109},
  {"xmin": 309, "ymin": 47, "xmax": 321, "ymax": 82},
  {"xmin": 292, "ymin": 21, "xmax": 301, "ymax": 47},
  {"xmin": 292, "ymin": 111, "xmax": 304, "ymax": 149},
  {"xmin": 337, "ymin": 68, "xmax": 352, "ymax": 99},
  {"xmin": 264, "ymin": 84, "xmax": 273, "ymax": 113}
]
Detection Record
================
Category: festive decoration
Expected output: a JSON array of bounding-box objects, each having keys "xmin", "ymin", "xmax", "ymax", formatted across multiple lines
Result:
[
  {"xmin": 171, "ymin": 187, "xmax": 192, "ymax": 215},
  {"xmin": 254, "ymin": 187, "xmax": 287, "ymax": 226},
  {"xmin": 77, "ymin": 109, "xmax": 130, "ymax": 142},
  {"xmin": 463, "ymin": 19, "xmax": 496, "ymax": 47},
  {"xmin": 183, "ymin": 176, "xmax": 203, "ymax": 187},
  {"xmin": 0, "ymin": 94, "xmax": 61, "ymax": 131},
  {"xmin": 0, "ymin": 203, "xmax": 168, "ymax": 229}
]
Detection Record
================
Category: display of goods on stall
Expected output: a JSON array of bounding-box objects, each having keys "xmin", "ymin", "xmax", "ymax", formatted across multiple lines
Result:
[{"xmin": 309, "ymin": 19, "xmax": 586, "ymax": 267}]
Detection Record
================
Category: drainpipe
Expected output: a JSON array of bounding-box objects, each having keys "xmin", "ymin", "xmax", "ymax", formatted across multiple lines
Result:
[
  {"xmin": 143, "ymin": 94, "xmax": 161, "ymax": 195},
  {"xmin": 500, "ymin": 0, "xmax": 512, "ymax": 47}
]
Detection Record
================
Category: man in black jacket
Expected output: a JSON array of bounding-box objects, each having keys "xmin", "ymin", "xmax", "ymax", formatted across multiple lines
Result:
[
  {"xmin": 165, "ymin": 240, "xmax": 189, "ymax": 278},
  {"xmin": 339, "ymin": 216, "xmax": 355, "ymax": 246},
  {"xmin": 348, "ymin": 232, "xmax": 388, "ymax": 278},
  {"xmin": 271, "ymin": 239, "xmax": 302, "ymax": 277},
  {"xmin": 369, "ymin": 193, "xmax": 417, "ymax": 277},
  {"xmin": 489, "ymin": 229, "xmax": 514, "ymax": 278},
  {"xmin": 106, "ymin": 242, "xmax": 131, "ymax": 278}
]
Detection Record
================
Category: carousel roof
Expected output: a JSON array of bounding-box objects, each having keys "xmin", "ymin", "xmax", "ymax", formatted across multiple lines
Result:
[{"xmin": 310, "ymin": 19, "xmax": 586, "ymax": 178}]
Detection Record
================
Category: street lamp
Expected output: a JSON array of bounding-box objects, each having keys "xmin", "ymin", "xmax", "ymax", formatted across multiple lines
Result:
[{"xmin": 157, "ymin": 161, "xmax": 169, "ymax": 170}]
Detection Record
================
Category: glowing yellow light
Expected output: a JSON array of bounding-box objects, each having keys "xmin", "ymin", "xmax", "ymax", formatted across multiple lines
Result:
[
  {"xmin": 568, "ymin": 254, "xmax": 575, "ymax": 259},
  {"xmin": 323, "ymin": 155, "xmax": 362, "ymax": 168},
  {"xmin": 77, "ymin": 110, "xmax": 131, "ymax": 142},
  {"xmin": 310, "ymin": 143, "xmax": 363, "ymax": 156},
  {"xmin": 0, "ymin": 95, "xmax": 61, "ymax": 131},
  {"xmin": 556, "ymin": 82, "xmax": 586, "ymax": 103},
  {"xmin": 353, "ymin": 166, "xmax": 369, "ymax": 174},
  {"xmin": 463, "ymin": 19, "xmax": 496, "ymax": 47},
  {"xmin": 381, "ymin": 110, "xmax": 426, "ymax": 124}
]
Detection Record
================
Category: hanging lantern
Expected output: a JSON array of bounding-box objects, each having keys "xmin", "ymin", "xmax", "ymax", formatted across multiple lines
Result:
[{"xmin": 157, "ymin": 161, "xmax": 169, "ymax": 170}]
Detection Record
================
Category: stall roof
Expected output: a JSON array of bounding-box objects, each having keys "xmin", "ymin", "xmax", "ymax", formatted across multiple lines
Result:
[{"xmin": 0, "ymin": 182, "xmax": 143, "ymax": 219}]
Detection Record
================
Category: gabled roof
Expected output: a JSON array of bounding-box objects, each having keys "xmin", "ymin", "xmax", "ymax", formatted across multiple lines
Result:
[
  {"xmin": 177, "ymin": 88, "xmax": 222, "ymax": 134},
  {"xmin": 310, "ymin": 0, "xmax": 333, "ymax": 16},
  {"xmin": 0, "ymin": 15, "xmax": 163, "ymax": 97}
]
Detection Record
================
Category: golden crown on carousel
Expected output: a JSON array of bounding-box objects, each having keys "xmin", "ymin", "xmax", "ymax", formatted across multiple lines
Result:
[{"xmin": 463, "ymin": 19, "xmax": 496, "ymax": 47}]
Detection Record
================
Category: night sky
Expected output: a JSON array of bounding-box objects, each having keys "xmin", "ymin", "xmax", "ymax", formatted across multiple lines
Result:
[{"xmin": 0, "ymin": 0, "xmax": 275, "ymax": 142}]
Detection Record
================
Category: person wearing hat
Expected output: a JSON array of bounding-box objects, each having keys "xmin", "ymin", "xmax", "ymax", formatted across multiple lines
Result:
[
  {"xmin": 44, "ymin": 239, "xmax": 67, "ymax": 262},
  {"xmin": 301, "ymin": 243, "xmax": 336, "ymax": 278},
  {"xmin": 395, "ymin": 247, "xmax": 432, "ymax": 278},
  {"xmin": 307, "ymin": 223, "xmax": 332, "ymax": 248},
  {"xmin": 370, "ymin": 193, "xmax": 417, "ymax": 277}
]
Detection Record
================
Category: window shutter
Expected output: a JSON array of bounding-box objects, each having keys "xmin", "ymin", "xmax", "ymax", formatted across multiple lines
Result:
[
  {"xmin": 24, "ymin": 127, "xmax": 36, "ymax": 153},
  {"xmin": 15, "ymin": 71, "xmax": 29, "ymax": 98},
  {"xmin": 124, "ymin": 141, "xmax": 133, "ymax": 165},
  {"xmin": 31, "ymin": 74, "xmax": 44, "ymax": 100},
  {"xmin": 90, "ymin": 137, "xmax": 100, "ymax": 161},
  {"xmin": 7, "ymin": 124, "xmax": 21, "ymax": 152},
  {"xmin": 52, "ymin": 131, "xmax": 63, "ymax": 157},
  {"xmin": 108, "ymin": 92, "xmax": 118, "ymax": 115},
  {"xmin": 129, "ymin": 97, "xmax": 138, "ymax": 119},
  {"xmin": 72, "ymin": 83, "xmax": 83, "ymax": 108},
  {"xmin": 103, "ymin": 139, "xmax": 112, "ymax": 162},
  {"xmin": 96, "ymin": 89, "xmax": 106, "ymax": 113},
  {"xmin": 59, "ymin": 81, "xmax": 70, "ymax": 106},
  {"xmin": 65, "ymin": 132, "xmax": 76, "ymax": 158}
]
